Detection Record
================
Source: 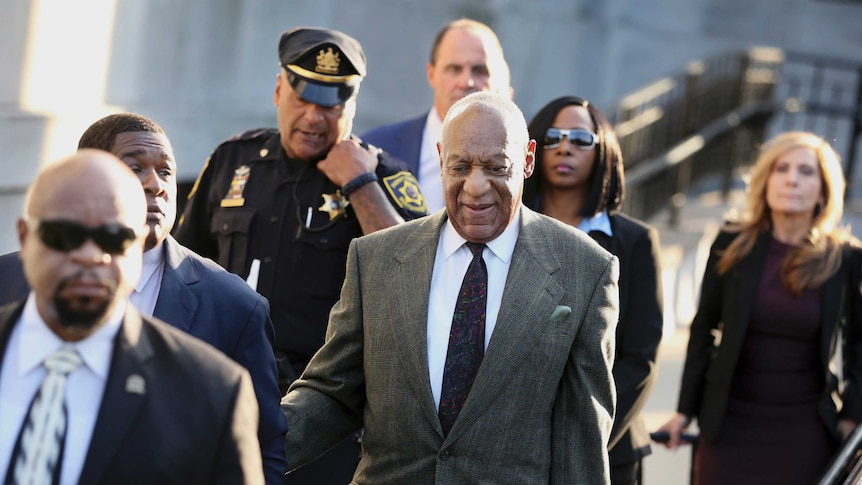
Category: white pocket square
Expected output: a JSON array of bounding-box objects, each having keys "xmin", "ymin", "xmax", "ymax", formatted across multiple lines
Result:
[{"xmin": 550, "ymin": 305, "xmax": 572, "ymax": 321}]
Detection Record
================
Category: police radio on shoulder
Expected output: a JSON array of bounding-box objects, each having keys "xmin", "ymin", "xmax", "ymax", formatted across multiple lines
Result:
[{"xmin": 341, "ymin": 172, "xmax": 378, "ymax": 199}]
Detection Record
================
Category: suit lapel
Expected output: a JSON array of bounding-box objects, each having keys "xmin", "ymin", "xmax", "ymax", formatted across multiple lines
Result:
[
  {"xmin": 405, "ymin": 116, "xmax": 426, "ymax": 176},
  {"xmin": 389, "ymin": 212, "xmax": 444, "ymax": 431},
  {"xmin": 723, "ymin": 234, "xmax": 770, "ymax": 354},
  {"xmin": 152, "ymin": 237, "xmax": 199, "ymax": 331},
  {"xmin": 445, "ymin": 209, "xmax": 564, "ymax": 442},
  {"xmin": 78, "ymin": 308, "xmax": 152, "ymax": 484}
]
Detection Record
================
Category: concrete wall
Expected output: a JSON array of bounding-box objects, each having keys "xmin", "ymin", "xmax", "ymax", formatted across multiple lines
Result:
[{"xmin": 0, "ymin": 0, "xmax": 860, "ymax": 253}]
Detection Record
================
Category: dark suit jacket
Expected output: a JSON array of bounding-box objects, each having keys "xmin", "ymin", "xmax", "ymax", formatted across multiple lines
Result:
[
  {"xmin": 361, "ymin": 114, "xmax": 426, "ymax": 178},
  {"xmin": 678, "ymin": 230, "xmax": 862, "ymax": 441},
  {"xmin": 592, "ymin": 213, "xmax": 664, "ymax": 466},
  {"xmin": 283, "ymin": 207, "xmax": 620, "ymax": 484},
  {"xmin": 0, "ymin": 253, "xmax": 28, "ymax": 304},
  {"xmin": 0, "ymin": 238, "xmax": 286, "ymax": 483},
  {"xmin": 0, "ymin": 302, "xmax": 263, "ymax": 484}
]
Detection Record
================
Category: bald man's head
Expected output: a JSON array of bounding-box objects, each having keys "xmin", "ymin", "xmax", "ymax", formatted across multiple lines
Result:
[{"xmin": 18, "ymin": 149, "xmax": 148, "ymax": 341}]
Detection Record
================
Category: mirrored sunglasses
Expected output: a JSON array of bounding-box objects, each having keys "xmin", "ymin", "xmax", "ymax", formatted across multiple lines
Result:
[
  {"xmin": 28, "ymin": 218, "xmax": 143, "ymax": 255},
  {"xmin": 543, "ymin": 128, "xmax": 598, "ymax": 150}
]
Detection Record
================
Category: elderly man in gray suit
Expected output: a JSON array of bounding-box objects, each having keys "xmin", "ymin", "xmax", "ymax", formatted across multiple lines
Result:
[{"xmin": 282, "ymin": 91, "xmax": 619, "ymax": 484}]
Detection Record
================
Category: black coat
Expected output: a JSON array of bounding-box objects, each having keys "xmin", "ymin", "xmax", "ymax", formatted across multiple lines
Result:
[
  {"xmin": 0, "ymin": 303, "xmax": 263, "ymax": 484},
  {"xmin": 591, "ymin": 213, "xmax": 664, "ymax": 466},
  {"xmin": 678, "ymin": 230, "xmax": 862, "ymax": 441}
]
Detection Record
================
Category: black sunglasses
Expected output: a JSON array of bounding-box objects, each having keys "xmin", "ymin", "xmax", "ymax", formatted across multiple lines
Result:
[
  {"xmin": 543, "ymin": 128, "xmax": 598, "ymax": 150},
  {"xmin": 28, "ymin": 218, "xmax": 143, "ymax": 255}
]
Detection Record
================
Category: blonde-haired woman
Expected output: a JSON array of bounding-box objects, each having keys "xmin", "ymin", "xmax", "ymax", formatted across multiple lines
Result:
[{"xmin": 657, "ymin": 131, "xmax": 862, "ymax": 484}]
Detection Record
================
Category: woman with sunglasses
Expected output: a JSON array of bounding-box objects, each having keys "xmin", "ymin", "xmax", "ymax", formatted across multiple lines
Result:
[{"xmin": 523, "ymin": 96, "xmax": 663, "ymax": 485}]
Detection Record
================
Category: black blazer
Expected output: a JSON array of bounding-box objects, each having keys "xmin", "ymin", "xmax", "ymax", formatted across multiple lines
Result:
[
  {"xmin": 591, "ymin": 213, "xmax": 664, "ymax": 465},
  {"xmin": 0, "ymin": 303, "xmax": 263, "ymax": 484},
  {"xmin": 678, "ymin": 230, "xmax": 862, "ymax": 441},
  {"xmin": 0, "ymin": 253, "xmax": 27, "ymax": 304}
]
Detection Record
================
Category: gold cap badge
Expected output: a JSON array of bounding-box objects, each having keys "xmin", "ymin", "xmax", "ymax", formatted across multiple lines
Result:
[{"xmin": 316, "ymin": 47, "xmax": 341, "ymax": 74}]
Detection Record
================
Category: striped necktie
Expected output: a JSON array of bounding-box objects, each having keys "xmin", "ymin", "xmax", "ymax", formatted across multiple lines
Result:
[{"xmin": 9, "ymin": 346, "xmax": 83, "ymax": 485}]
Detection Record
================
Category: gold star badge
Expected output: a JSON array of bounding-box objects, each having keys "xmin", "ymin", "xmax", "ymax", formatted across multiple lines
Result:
[{"xmin": 318, "ymin": 190, "xmax": 350, "ymax": 221}]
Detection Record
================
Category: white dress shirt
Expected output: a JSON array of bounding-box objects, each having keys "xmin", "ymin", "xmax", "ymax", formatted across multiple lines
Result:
[
  {"xmin": 129, "ymin": 244, "xmax": 165, "ymax": 317},
  {"xmin": 0, "ymin": 294, "xmax": 123, "ymax": 485},
  {"xmin": 419, "ymin": 109, "xmax": 445, "ymax": 213},
  {"xmin": 576, "ymin": 210, "xmax": 613, "ymax": 237},
  {"xmin": 427, "ymin": 210, "xmax": 521, "ymax": 409}
]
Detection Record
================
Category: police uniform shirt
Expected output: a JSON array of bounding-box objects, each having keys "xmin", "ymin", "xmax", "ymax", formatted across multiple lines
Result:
[{"xmin": 175, "ymin": 128, "xmax": 426, "ymax": 368}]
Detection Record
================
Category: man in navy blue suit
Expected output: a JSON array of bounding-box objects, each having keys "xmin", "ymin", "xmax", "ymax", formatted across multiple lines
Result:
[
  {"xmin": 362, "ymin": 18, "xmax": 512, "ymax": 213},
  {"xmin": 0, "ymin": 113, "xmax": 288, "ymax": 484}
]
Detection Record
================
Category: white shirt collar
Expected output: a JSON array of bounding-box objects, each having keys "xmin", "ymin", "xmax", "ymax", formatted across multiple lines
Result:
[
  {"xmin": 135, "ymin": 242, "xmax": 165, "ymax": 293},
  {"xmin": 425, "ymin": 108, "xmax": 444, "ymax": 139},
  {"xmin": 18, "ymin": 293, "xmax": 125, "ymax": 380},
  {"xmin": 441, "ymin": 206, "xmax": 521, "ymax": 264},
  {"xmin": 577, "ymin": 210, "xmax": 613, "ymax": 236},
  {"xmin": 419, "ymin": 109, "xmax": 446, "ymax": 213}
]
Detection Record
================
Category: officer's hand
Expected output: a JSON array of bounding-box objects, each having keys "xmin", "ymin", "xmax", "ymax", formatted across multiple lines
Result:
[{"xmin": 317, "ymin": 139, "xmax": 380, "ymax": 187}]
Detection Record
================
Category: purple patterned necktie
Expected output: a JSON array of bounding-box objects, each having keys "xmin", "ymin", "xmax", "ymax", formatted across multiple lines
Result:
[{"xmin": 438, "ymin": 242, "xmax": 487, "ymax": 436}]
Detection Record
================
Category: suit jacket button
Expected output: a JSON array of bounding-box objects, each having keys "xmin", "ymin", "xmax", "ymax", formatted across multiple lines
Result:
[{"xmin": 439, "ymin": 450, "xmax": 450, "ymax": 461}]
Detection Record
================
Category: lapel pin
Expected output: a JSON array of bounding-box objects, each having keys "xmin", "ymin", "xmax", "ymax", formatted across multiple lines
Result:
[{"xmin": 125, "ymin": 374, "xmax": 146, "ymax": 395}]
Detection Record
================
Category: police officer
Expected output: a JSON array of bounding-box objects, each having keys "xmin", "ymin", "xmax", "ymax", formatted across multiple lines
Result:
[{"xmin": 174, "ymin": 27, "xmax": 426, "ymax": 484}]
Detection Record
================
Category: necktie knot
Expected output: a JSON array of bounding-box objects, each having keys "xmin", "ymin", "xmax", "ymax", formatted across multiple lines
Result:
[
  {"xmin": 43, "ymin": 347, "xmax": 83, "ymax": 375},
  {"xmin": 465, "ymin": 242, "xmax": 485, "ymax": 258}
]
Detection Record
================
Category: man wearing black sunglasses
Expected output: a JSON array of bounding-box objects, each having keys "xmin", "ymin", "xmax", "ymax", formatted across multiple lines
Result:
[
  {"xmin": 0, "ymin": 113, "xmax": 287, "ymax": 484},
  {"xmin": 0, "ymin": 150, "xmax": 263, "ymax": 483}
]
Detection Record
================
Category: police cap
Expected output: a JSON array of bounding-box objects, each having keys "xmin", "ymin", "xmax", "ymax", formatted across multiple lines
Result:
[{"xmin": 278, "ymin": 27, "xmax": 366, "ymax": 107}]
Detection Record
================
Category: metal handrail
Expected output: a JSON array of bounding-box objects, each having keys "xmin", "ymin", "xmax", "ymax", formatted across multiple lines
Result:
[{"xmin": 610, "ymin": 47, "xmax": 862, "ymax": 223}]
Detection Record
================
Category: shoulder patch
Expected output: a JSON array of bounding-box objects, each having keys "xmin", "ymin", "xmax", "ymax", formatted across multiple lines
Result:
[{"xmin": 382, "ymin": 171, "xmax": 427, "ymax": 214}]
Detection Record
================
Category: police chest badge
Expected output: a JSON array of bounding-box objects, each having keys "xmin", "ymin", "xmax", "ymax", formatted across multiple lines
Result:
[
  {"xmin": 383, "ymin": 172, "xmax": 427, "ymax": 213},
  {"xmin": 319, "ymin": 190, "xmax": 350, "ymax": 220},
  {"xmin": 221, "ymin": 165, "xmax": 251, "ymax": 207}
]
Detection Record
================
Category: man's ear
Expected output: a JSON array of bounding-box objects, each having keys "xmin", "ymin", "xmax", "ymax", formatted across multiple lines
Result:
[
  {"xmin": 17, "ymin": 218, "xmax": 29, "ymax": 249},
  {"xmin": 437, "ymin": 142, "xmax": 444, "ymax": 169},
  {"xmin": 426, "ymin": 62, "xmax": 435, "ymax": 88},
  {"xmin": 524, "ymin": 140, "xmax": 537, "ymax": 178},
  {"xmin": 273, "ymin": 72, "xmax": 283, "ymax": 106}
]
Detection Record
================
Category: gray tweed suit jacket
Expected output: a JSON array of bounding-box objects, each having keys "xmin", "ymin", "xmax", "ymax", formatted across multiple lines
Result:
[{"xmin": 282, "ymin": 206, "xmax": 619, "ymax": 484}]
